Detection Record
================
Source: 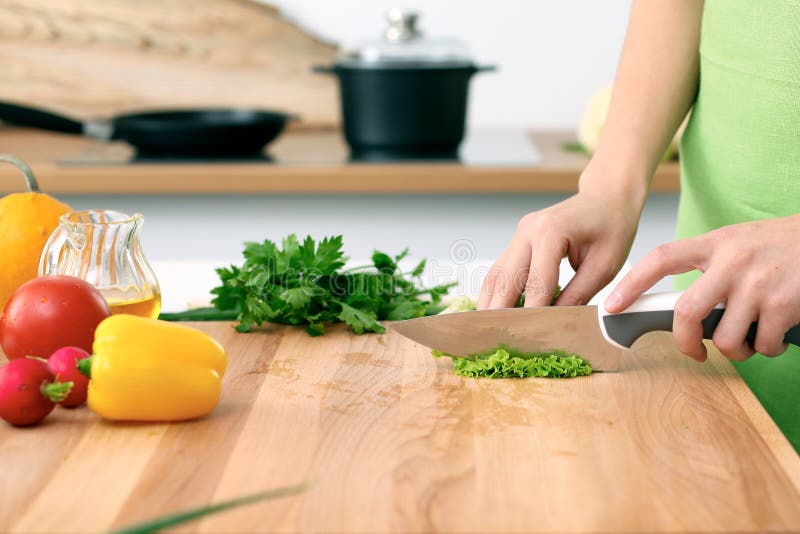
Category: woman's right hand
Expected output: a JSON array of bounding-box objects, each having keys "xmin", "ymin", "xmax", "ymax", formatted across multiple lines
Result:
[
  {"xmin": 476, "ymin": 0, "xmax": 704, "ymax": 310},
  {"xmin": 477, "ymin": 186, "xmax": 641, "ymax": 309}
]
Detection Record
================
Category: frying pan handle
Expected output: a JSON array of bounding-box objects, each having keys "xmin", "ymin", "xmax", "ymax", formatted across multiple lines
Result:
[{"xmin": 0, "ymin": 101, "xmax": 84, "ymax": 135}]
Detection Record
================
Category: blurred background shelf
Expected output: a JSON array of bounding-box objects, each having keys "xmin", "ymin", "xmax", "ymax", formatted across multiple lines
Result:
[{"xmin": 0, "ymin": 129, "xmax": 679, "ymax": 194}]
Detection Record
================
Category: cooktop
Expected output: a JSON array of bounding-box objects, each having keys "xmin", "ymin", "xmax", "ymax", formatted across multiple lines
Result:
[{"xmin": 58, "ymin": 130, "xmax": 541, "ymax": 167}]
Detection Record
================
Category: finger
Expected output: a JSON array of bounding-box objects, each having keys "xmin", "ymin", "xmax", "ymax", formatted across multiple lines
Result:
[
  {"xmin": 711, "ymin": 294, "xmax": 758, "ymax": 362},
  {"xmin": 753, "ymin": 310, "xmax": 791, "ymax": 357},
  {"xmin": 523, "ymin": 239, "xmax": 566, "ymax": 307},
  {"xmin": 477, "ymin": 263, "xmax": 500, "ymax": 309},
  {"xmin": 672, "ymin": 271, "xmax": 728, "ymax": 362},
  {"xmin": 483, "ymin": 242, "xmax": 530, "ymax": 309},
  {"xmin": 479, "ymin": 240, "xmax": 524, "ymax": 309},
  {"xmin": 605, "ymin": 238, "xmax": 709, "ymax": 313},
  {"xmin": 555, "ymin": 250, "xmax": 618, "ymax": 306}
]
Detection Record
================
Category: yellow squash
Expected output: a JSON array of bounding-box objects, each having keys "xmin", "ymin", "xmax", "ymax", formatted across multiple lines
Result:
[
  {"xmin": 0, "ymin": 154, "xmax": 70, "ymax": 311},
  {"xmin": 86, "ymin": 314, "xmax": 227, "ymax": 421}
]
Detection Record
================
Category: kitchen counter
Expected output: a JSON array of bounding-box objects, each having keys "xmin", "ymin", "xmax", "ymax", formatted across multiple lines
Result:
[
  {"xmin": 0, "ymin": 128, "xmax": 680, "ymax": 194},
  {"xmin": 1, "ymin": 324, "xmax": 798, "ymax": 532}
]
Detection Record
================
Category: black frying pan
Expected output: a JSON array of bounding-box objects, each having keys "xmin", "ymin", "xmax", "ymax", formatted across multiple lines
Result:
[{"xmin": 0, "ymin": 101, "xmax": 293, "ymax": 157}]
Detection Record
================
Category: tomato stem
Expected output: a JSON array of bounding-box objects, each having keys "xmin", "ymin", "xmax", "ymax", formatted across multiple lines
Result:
[
  {"xmin": 77, "ymin": 357, "xmax": 93, "ymax": 379},
  {"xmin": 41, "ymin": 380, "xmax": 73, "ymax": 403}
]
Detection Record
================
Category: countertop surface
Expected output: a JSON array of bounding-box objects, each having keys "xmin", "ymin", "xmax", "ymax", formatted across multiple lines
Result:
[
  {"xmin": 0, "ymin": 128, "xmax": 681, "ymax": 194},
  {"xmin": 1, "ymin": 323, "xmax": 798, "ymax": 532}
]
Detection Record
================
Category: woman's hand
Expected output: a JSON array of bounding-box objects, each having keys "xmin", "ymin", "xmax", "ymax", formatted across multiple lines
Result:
[
  {"xmin": 478, "ymin": 0, "xmax": 704, "ymax": 311},
  {"xmin": 605, "ymin": 215, "xmax": 800, "ymax": 361},
  {"xmin": 478, "ymin": 188, "xmax": 640, "ymax": 309}
]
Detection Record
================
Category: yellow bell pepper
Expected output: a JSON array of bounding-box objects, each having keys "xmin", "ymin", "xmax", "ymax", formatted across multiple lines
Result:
[{"xmin": 84, "ymin": 314, "xmax": 227, "ymax": 421}]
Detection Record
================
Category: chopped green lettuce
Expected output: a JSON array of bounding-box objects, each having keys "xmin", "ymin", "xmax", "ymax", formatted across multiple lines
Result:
[
  {"xmin": 438, "ymin": 296, "xmax": 478, "ymax": 314},
  {"xmin": 433, "ymin": 347, "xmax": 592, "ymax": 379},
  {"xmin": 431, "ymin": 284, "xmax": 591, "ymax": 378},
  {"xmin": 437, "ymin": 283, "xmax": 562, "ymax": 316}
]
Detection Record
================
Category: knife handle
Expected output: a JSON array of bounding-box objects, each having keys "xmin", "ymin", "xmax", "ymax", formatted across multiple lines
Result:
[{"xmin": 599, "ymin": 291, "xmax": 800, "ymax": 350}]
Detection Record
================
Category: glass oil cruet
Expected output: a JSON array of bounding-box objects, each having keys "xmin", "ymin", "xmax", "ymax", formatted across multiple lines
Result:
[{"xmin": 39, "ymin": 210, "xmax": 161, "ymax": 319}]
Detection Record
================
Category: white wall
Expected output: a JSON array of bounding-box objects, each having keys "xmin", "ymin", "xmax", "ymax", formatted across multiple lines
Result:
[
  {"xmin": 266, "ymin": 0, "xmax": 632, "ymax": 129},
  {"xmin": 60, "ymin": 193, "xmax": 678, "ymax": 266}
]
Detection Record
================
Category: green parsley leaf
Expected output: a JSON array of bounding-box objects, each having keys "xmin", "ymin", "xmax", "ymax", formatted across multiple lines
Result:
[
  {"xmin": 411, "ymin": 259, "xmax": 426, "ymax": 277},
  {"xmin": 337, "ymin": 302, "xmax": 384, "ymax": 335},
  {"xmin": 371, "ymin": 251, "xmax": 397, "ymax": 274},
  {"xmin": 306, "ymin": 322, "xmax": 326, "ymax": 337},
  {"xmin": 312, "ymin": 235, "xmax": 347, "ymax": 274},
  {"xmin": 279, "ymin": 287, "xmax": 311, "ymax": 309},
  {"xmin": 382, "ymin": 300, "xmax": 428, "ymax": 321}
]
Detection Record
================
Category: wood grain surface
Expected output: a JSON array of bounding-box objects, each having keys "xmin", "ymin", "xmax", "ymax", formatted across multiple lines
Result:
[
  {"xmin": 0, "ymin": 0, "xmax": 339, "ymax": 129},
  {"xmin": 0, "ymin": 324, "xmax": 798, "ymax": 533},
  {"xmin": 0, "ymin": 129, "xmax": 682, "ymax": 194}
]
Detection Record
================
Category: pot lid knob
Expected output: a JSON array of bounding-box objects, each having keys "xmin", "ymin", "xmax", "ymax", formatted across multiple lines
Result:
[
  {"xmin": 340, "ymin": 8, "xmax": 474, "ymax": 66},
  {"xmin": 384, "ymin": 9, "xmax": 421, "ymax": 42}
]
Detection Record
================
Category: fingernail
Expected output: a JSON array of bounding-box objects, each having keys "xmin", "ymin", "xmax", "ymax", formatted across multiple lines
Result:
[{"xmin": 605, "ymin": 290, "xmax": 621, "ymax": 312}]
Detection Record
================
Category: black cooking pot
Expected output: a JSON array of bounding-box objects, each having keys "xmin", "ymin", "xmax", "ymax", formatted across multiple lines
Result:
[
  {"xmin": 315, "ymin": 63, "xmax": 494, "ymax": 160},
  {"xmin": 315, "ymin": 9, "xmax": 496, "ymax": 160}
]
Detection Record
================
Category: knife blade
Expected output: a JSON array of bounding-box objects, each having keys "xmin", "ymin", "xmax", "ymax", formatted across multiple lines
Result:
[
  {"xmin": 391, "ymin": 304, "xmax": 624, "ymax": 371},
  {"xmin": 390, "ymin": 291, "xmax": 800, "ymax": 372}
]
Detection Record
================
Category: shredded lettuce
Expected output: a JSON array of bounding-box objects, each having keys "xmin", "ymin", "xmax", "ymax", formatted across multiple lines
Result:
[
  {"xmin": 432, "ymin": 285, "xmax": 591, "ymax": 378},
  {"xmin": 433, "ymin": 347, "xmax": 592, "ymax": 379},
  {"xmin": 438, "ymin": 296, "xmax": 478, "ymax": 314}
]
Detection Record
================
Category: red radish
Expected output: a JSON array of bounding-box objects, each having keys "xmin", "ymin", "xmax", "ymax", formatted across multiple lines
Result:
[
  {"xmin": 47, "ymin": 347, "xmax": 91, "ymax": 408},
  {"xmin": 0, "ymin": 358, "xmax": 73, "ymax": 426}
]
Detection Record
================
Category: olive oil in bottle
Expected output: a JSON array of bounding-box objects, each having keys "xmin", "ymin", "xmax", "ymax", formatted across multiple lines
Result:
[{"xmin": 104, "ymin": 285, "xmax": 162, "ymax": 319}]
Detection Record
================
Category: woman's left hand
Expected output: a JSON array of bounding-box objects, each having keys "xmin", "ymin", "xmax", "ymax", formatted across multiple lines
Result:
[{"xmin": 604, "ymin": 214, "xmax": 800, "ymax": 361}]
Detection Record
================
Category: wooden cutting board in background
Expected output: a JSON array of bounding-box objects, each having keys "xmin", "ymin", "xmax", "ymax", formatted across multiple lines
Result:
[
  {"xmin": 0, "ymin": 323, "xmax": 798, "ymax": 532},
  {"xmin": 0, "ymin": 0, "xmax": 339, "ymax": 129}
]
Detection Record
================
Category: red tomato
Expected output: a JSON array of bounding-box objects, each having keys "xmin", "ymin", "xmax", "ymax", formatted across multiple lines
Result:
[
  {"xmin": 0, "ymin": 276, "xmax": 110, "ymax": 360},
  {"xmin": 0, "ymin": 358, "xmax": 60, "ymax": 426},
  {"xmin": 47, "ymin": 346, "xmax": 91, "ymax": 408}
]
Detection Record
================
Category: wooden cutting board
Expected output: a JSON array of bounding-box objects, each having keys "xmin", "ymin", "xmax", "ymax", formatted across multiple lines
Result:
[
  {"xmin": 0, "ymin": 0, "xmax": 339, "ymax": 129},
  {"xmin": 0, "ymin": 323, "xmax": 798, "ymax": 532}
]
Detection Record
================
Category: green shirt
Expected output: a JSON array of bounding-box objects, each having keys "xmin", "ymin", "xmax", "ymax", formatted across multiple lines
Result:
[{"xmin": 676, "ymin": 0, "xmax": 800, "ymax": 451}]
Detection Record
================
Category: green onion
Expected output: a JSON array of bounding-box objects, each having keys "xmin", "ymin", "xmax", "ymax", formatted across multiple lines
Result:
[{"xmin": 110, "ymin": 482, "xmax": 309, "ymax": 534}]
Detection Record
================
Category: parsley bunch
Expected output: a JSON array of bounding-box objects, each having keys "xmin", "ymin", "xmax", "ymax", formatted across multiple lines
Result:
[{"xmin": 211, "ymin": 234, "xmax": 454, "ymax": 336}]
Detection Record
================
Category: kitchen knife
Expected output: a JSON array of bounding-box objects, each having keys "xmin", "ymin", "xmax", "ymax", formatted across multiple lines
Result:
[{"xmin": 390, "ymin": 291, "xmax": 800, "ymax": 372}]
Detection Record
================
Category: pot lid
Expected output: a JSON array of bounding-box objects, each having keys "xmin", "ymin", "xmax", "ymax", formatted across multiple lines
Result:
[{"xmin": 341, "ymin": 8, "xmax": 472, "ymax": 67}]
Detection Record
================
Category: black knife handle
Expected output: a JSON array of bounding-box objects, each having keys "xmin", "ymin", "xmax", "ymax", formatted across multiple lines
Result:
[
  {"xmin": 602, "ymin": 306, "xmax": 800, "ymax": 350},
  {"xmin": 701, "ymin": 309, "xmax": 800, "ymax": 348}
]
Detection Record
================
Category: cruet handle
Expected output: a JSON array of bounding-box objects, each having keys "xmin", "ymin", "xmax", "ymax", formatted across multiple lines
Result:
[{"xmin": 38, "ymin": 224, "xmax": 71, "ymax": 276}]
